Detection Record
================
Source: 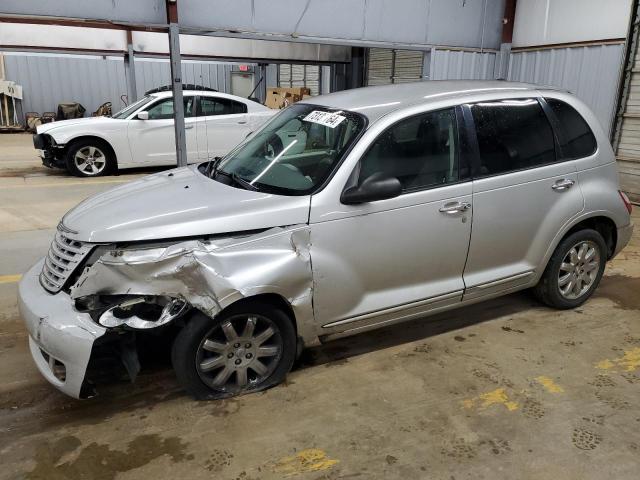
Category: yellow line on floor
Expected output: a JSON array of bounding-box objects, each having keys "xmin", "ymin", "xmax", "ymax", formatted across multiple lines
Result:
[
  {"xmin": 2, "ymin": 179, "xmax": 133, "ymax": 189},
  {"xmin": 0, "ymin": 274, "xmax": 22, "ymax": 284}
]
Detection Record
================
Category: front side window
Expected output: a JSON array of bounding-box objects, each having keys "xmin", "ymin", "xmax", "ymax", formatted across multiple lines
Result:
[
  {"xmin": 545, "ymin": 98, "xmax": 597, "ymax": 159},
  {"xmin": 211, "ymin": 104, "xmax": 365, "ymax": 195},
  {"xmin": 471, "ymin": 99, "xmax": 555, "ymax": 176},
  {"xmin": 199, "ymin": 97, "xmax": 248, "ymax": 116},
  {"xmin": 145, "ymin": 96, "xmax": 196, "ymax": 119},
  {"xmin": 358, "ymin": 108, "xmax": 459, "ymax": 192}
]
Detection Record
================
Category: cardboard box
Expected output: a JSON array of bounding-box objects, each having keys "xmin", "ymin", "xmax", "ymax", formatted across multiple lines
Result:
[{"xmin": 265, "ymin": 87, "xmax": 311, "ymax": 109}]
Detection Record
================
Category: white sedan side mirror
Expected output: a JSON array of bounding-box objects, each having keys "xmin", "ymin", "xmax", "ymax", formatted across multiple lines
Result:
[{"xmin": 136, "ymin": 111, "xmax": 149, "ymax": 120}]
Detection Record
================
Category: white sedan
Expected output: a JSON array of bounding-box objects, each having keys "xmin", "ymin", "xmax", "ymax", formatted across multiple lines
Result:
[{"xmin": 33, "ymin": 90, "xmax": 276, "ymax": 177}]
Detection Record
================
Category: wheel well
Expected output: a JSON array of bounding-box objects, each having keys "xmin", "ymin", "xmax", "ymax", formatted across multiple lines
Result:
[
  {"xmin": 219, "ymin": 294, "xmax": 298, "ymax": 333},
  {"xmin": 563, "ymin": 216, "xmax": 617, "ymax": 259},
  {"xmin": 66, "ymin": 136, "xmax": 117, "ymax": 166}
]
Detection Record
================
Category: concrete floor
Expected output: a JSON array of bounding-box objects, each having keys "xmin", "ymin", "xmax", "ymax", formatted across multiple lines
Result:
[{"xmin": 0, "ymin": 133, "xmax": 639, "ymax": 479}]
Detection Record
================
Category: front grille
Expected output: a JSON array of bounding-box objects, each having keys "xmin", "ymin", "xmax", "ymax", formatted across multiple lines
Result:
[{"xmin": 40, "ymin": 230, "xmax": 93, "ymax": 293}]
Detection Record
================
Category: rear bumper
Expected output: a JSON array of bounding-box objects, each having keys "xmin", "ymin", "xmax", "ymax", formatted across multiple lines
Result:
[
  {"xmin": 613, "ymin": 222, "xmax": 634, "ymax": 257},
  {"xmin": 18, "ymin": 259, "xmax": 106, "ymax": 399}
]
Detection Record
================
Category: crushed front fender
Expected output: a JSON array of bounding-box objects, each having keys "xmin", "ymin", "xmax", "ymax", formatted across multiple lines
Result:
[{"xmin": 70, "ymin": 226, "xmax": 319, "ymax": 346}]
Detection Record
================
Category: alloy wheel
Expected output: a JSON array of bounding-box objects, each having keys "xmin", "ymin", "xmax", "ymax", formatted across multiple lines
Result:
[
  {"xmin": 74, "ymin": 146, "xmax": 106, "ymax": 175},
  {"xmin": 558, "ymin": 240, "xmax": 601, "ymax": 300},
  {"xmin": 195, "ymin": 314, "xmax": 282, "ymax": 392}
]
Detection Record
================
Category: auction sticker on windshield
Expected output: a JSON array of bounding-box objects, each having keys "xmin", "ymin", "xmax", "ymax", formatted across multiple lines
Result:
[{"xmin": 303, "ymin": 110, "xmax": 346, "ymax": 128}]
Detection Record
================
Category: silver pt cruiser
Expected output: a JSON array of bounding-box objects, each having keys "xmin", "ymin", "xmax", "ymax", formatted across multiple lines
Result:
[{"xmin": 19, "ymin": 81, "xmax": 634, "ymax": 400}]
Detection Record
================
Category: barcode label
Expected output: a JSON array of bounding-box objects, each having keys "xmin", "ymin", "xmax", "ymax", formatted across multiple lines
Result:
[{"xmin": 303, "ymin": 110, "xmax": 346, "ymax": 128}]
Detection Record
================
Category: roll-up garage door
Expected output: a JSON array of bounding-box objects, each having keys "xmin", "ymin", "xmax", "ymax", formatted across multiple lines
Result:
[
  {"xmin": 616, "ymin": 35, "xmax": 640, "ymax": 202},
  {"xmin": 278, "ymin": 64, "xmax": 320, "ymax": 95},
  {"xmin": 366, "ymin": 48, "xmax": 424, "ymax": 86}
]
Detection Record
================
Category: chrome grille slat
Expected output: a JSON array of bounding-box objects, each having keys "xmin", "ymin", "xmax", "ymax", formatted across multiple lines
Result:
[
  {"xmin": 50, "ymin": 241, "xmax": 78, "ymax": 262},
  {"xmin": 46, "ymin": 251, "xmax": 69, "ymax": 271},
  {"xmin": 41, "ymin": 267, "xmax": 63, "ymax": 288},
  {"xmin": 40, "ymin": 228, "xmax": 92, "ymax": 293}
]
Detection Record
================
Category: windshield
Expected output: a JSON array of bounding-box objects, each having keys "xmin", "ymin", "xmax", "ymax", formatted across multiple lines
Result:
[
  {"xmin": 211, "ymin": 104, "xmax": 365, "ymax": 195},
  {"xmin": 112, "ymin": 96, "xmax": 155, "ymax": 119}
]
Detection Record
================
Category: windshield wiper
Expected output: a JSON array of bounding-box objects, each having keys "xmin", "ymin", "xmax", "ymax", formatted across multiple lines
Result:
[
  {"xmin": 206, "ymin": 156, "xmax": 222, "ymax": 178},
  {"xmin": 232, "ymin": 172, "xmax": 259, "ymax": 191}
]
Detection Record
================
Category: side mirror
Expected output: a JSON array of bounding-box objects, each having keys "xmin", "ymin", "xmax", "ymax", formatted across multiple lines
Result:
[
  {"xmin": 341, "ymin": 172, "xmax": 402, "ymax": 205},
  {"xmin": 136, "ymin": 111, "xmax": 149, "ymax": 120}
]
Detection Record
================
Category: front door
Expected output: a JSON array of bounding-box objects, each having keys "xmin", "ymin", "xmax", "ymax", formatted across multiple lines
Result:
[
  {"xmin": 127, "ymin": 95, "xmax": 199, "ymax": 166},
  {"xmin": 462, "ymin": 98, "xmax": 584, "ymax": 298},
  {"xmin": 311, "ymin": 107, "xmax": 473, "ymax": 333},
  {"xmin": 196, "ymin": 96, "xmax": 253, "ymax": 159}
]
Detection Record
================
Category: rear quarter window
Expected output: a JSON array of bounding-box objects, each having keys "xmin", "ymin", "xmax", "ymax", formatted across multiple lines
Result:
[{"xmin": 545, "ymin": 98, "xmax": 597, "ymax": 159}]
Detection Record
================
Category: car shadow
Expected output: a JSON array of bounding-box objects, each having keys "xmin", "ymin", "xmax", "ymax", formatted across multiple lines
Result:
[{"xmin": 297, "ymin": 290, "xmax": 543, "ymax": 368}]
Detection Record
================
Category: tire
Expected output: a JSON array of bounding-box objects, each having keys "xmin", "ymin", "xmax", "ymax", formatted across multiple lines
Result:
[
  {"xmin": 65, "ymin": 138, "xmax": 115, "ymax": 177},
  {"xmin": 533, "ymin": 229, "xmax": 607, "ymax": 309},
  {"xmin": 171, "ymin": 302, "xmax": 297, "ymax": 400}
]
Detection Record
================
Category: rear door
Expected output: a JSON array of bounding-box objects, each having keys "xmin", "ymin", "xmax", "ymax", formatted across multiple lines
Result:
[
  {"xmin": 196, "ymin": 96, "xmax": 252, "ymax": 159},
  {"xmin": 462, "ymin": 98, "xmax": 584, "ymax": 299}
]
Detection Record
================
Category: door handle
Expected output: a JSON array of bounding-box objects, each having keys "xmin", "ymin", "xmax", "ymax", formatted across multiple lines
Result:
[
  {"xmin": 439, "ymin": 201, "xmax": 471, "ymax": 214},
  {"xmin": 237, "ymin": 121, "xmax": 247, "ymax": 124},
  {"xmin": 551, "ymin": 178, "xmax": 575, "ymax": 191},
  {"xmin": 184, "ymin": 124, "xmax": 194, "ymax": 130}
]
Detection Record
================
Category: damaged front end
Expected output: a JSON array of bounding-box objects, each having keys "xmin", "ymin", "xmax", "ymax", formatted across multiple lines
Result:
[{"xmin": 61, "ymin": 225, "xmax": 316, "ymax": 396}]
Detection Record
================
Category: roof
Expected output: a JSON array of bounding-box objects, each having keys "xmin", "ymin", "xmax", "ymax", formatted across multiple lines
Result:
[{"xmin": 301, "ymin": 80, "xmax": 555, "ymax": 123}]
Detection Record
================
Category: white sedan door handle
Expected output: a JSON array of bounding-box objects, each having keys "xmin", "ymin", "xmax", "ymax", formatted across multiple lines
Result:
[
  {"xmin": 184, "ymin": 124, "xmax": 194, "ymax": 130},
  {"xmin": 439, "ymin": 201, "xmax": 471, "ymax": 214},
  {"xmin": 551, "ymin": 178, "xmax": 575, "ymax": 191}
]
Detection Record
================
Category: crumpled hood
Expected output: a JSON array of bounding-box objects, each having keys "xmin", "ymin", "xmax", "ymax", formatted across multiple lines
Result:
[
  {"xmin": 62, "ymin": 166, "xmax": 311, "ymax": 243},
  {"xmin": 36, "ymin": 116, "xmax": 116, "ymax": 135}
]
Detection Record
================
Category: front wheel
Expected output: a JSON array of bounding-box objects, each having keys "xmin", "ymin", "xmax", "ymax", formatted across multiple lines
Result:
[
  {"xmin": 534, "ymin": 229, "xmax": 607, "ymax": 309},
  {"xmin": 172, "ymin": 302, "xmax": 297, "ymax": 400},
  {"xmin": 65, "ymin": 139, "xmax": 115, "ymax": 177}
]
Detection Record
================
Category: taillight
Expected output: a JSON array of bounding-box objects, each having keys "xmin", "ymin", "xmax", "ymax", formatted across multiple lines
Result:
[{"xmin": 619, "ymin": 190, "xmax": 633, "ymax": 215}]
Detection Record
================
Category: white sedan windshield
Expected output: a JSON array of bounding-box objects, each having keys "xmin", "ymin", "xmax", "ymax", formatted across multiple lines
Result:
[{"xmin": 112, "ymin": 96, "xmax": 155, "ymax": 119}]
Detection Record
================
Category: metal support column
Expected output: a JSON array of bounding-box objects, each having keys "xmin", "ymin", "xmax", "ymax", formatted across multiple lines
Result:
[
  {"xmin": 123, "ymin": 30, "xmax": 137, "ymax": 105},
  {"xmin": 167, "ymin": 1, "xmax": 187, "ymax": 168}
]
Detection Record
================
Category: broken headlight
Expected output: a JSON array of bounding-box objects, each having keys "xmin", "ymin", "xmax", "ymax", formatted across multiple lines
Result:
[
  {"xmin": 99, "ymin": 296, "xmax": 189, "ymax": 329},
  {"xmin": 78, "ymin": 295, "xmax": 189, "ymax": 329}
]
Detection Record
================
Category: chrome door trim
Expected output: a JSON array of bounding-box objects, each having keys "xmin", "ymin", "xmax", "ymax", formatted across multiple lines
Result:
[
  {"xmin": 321, "ymin": 290, "xmax": 462, "ymax": 329},
  {"xmin": 463, "ymin": 271, "xmax": 535, "ymax": 300}
]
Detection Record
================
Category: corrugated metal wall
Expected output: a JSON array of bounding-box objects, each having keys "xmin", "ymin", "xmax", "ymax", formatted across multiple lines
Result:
[
  {"xmin": 430, "ymin": 49, "xmax": 497, "ymax": 80},
  {"xmin": 2, "ymin": 52, "xmax": 241, "ymax": 117},
  {"xmin": 3, "ymin": 53, "xmax": 128, "ymax": 116},
  {"xmin": 507, "ymin": 43, "xmax": 625, "ymax": 134},
  {"xmin": 614, "ymin": 29, "xmax": 640, "ymax": 202},
  {"xmin": 134, "ymin": 58, "xmax": 237, "ymax": 98}
]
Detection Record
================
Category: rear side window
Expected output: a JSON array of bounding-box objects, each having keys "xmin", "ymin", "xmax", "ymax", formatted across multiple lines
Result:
[
  {"xmin": 471, "ymin": 99, "xmax": 556, "ymax": 176},
  {"xmin": 199, "ymin": 97, "xmax": 248, "ymax": 116},
  {"xmin": 545, "ymin": 98, "xmax": 597, "ymax": 159}
]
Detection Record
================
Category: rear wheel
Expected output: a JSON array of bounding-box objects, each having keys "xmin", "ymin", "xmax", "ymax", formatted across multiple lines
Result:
[
  {"xmin": 172, "ymin": 302, "xmax": 296, "ymax": 400},
  {"xmin": 65, "ymin": 139, "xmax": 115, "ymax": 177},
  {"xmin": 534, "ymin": 229, "xmax": 607, "ymax": 309}
]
